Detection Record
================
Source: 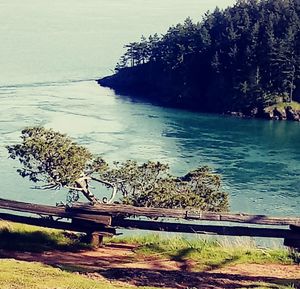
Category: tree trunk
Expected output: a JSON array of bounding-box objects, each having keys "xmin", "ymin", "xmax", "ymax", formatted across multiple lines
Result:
[
  {"xmin": 75, "ymin": 177, "xmax": 100, "ymax": 205},
  {"xmin": 289, "ymin": 65, "xmax": 295, "ymax": 102}
]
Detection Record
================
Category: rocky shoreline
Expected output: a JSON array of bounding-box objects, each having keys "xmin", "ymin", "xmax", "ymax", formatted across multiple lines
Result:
[
  {"xmin": 98, "ymin": 75, "xmax": 300, "ymax": 123},
  {"xmin": 228, "ymin": 106, "xmax": 300, "ymax": 122},
  {"xmin": 263, "ymin": 106, "xmax": 300, "ymax": 121}
]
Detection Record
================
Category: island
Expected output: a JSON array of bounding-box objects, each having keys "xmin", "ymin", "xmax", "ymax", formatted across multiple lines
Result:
[{"xmin": 98, "ymin": 0, "xmax": 300, "ymax": 121}]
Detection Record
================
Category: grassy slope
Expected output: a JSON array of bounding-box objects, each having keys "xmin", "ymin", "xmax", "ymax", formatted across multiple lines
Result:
[
  {"xmin": 0, "ymin": 221, "xmax": 299, "ymax": 289},
  {"xmin": 111, "ymin": 234, "xmax": 295, "ymax": 270},
  {"xmin": 0, "ymin": 259, "xmax": 296, "ymax": 289},
  {"xmin": 0, "ymin": 222, "xmax": 155, "ymax": 289},
  {"xmin": 0, "ymin": 259, "xmax": 156, "ymax": 289},
  {"xmin": 0, "ymin": 220, "xmax": 91, "ymax": 252},
  {"xmin": 0, "ymin": 221, "xmax": 296, "ymax": 268}
]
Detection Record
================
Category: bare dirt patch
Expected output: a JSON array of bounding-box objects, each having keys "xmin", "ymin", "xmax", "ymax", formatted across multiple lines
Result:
[{"xmin": 0, "ymin": 243, "xmax": 299, "ymax": 289}]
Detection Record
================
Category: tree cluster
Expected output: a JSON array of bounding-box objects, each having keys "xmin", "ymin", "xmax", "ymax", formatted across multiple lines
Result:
[
  {"xmin": 114, "ymin": 0, "xmax": 300, "ymax": 113},
  {"xmin": 7, "ymin": 127, "xmax": 228, "ymax": 212}
]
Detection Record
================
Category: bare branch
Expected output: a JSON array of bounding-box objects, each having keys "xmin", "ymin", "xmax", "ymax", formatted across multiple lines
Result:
[
  {"xmin": 65, "ymin": 186, "xmax": 84, "ymax": 192},
  {"xmin": 106, "ymin": 185, "xmax": 118, "ymax": 204},
  {"xmin": 91, "ymin": 176, "xmax": 125, "ymax": 187},
  {"xmin": 91, "ymin": 176, "xmax": 114, "ymax": 187},
  {"xmin": 32, "ymin": 183, "xmax": 59, "ymax": 190}
]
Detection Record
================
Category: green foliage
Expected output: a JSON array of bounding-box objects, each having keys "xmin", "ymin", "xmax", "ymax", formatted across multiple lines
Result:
[
  {"xmin": 7, "ymin": 127, "xmax": 228, "ymax": 211},
  {"xmin": 113, "ymin": 0, "xmax": 300, "ymax": 113},
  {"xmin": 110, "ymin": 234, "xmax": 297, "ymax": 268},
  {"xmin": 97, "ymin": 160, "xmax": 228, "ymax": 211},
  {"xmin": 266, "ymin": 100, "xmax": 300, "ymax": 112},
  {"xmin": 7, "ymin": 127, "xmax": 92, "ymax": 189}
]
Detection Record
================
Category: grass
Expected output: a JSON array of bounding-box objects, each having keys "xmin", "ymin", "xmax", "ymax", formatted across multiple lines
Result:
[
  {"xmin": 0, "ymin": 260, "xmax": 294, "ymax": 289},
  {"xmin": 0, "ymin": 259, "xmax": 155, "ymax": 289},
  {"xmin": 0, "ymin": 221, "xmax": 156, "ymax": 289},
  {"xmin": 0, "ymin": 222, "xmax": 299, "ymax": 289},
  {"xmin": 110, "ymin": 234, "xmax": 297, "ymax": 270},
  {"xmin": 0, "ymin": 221, "xmax": 90, "ymax": 252},
  {"xmin": 245, "ymin": 285, "xmax": 297, "ymax": 289},
  {"xmin": 265, "ymin": 101, "xmax": 300, "ymax": 112},
  {"xmin": 0, "ymin": 221, "xmax": 298, "ymax": 268}
]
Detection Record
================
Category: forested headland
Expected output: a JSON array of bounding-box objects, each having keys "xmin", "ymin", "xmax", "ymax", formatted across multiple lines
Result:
[{"xmin": 99, "ymin": 0, "xmax": 300, "ymax": 120}]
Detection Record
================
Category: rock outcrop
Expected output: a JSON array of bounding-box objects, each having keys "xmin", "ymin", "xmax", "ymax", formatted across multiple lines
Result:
[
  {"xmin": 263, "ymin": 106, "xmax": 300, "ymax": 121},
  {"xmin": 286, "ymin": 106, "xmax": 300, "ymax": 121}
]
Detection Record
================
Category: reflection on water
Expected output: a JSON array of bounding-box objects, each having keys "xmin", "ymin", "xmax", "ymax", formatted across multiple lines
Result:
[{"xmin": 0, "ymin": 81, "xmax": 299, "ymax": 217}]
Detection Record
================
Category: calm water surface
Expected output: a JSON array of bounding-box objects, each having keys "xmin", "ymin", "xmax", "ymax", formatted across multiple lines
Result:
[{"xmin": 0, "ymin": 0, "xmax": 299, "ymax": 217}]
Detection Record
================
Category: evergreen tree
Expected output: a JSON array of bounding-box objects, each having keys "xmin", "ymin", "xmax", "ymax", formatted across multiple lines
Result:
[{"xmin": 109, "ymin": 0, "xmax": 300, "ymax": 113}]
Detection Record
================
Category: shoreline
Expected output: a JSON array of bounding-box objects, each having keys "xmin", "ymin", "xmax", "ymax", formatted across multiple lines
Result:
[{"xmin": 97, "ymin": 77, "xmax": 300, "ymax": 123}]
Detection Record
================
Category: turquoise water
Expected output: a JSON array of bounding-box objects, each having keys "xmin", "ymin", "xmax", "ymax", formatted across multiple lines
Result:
[{"xmin": 0, "ymin": 0, "xmax": 299, "ymax": 217}]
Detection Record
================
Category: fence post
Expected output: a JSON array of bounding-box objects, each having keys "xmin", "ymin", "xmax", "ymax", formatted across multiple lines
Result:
[
  {"xmin": 284, "ymin": 225, "xmax": 300, "ymax": 250},
  {"xmin": 86, "ymin": 231, "xmax": 104, "ymax": 248}
]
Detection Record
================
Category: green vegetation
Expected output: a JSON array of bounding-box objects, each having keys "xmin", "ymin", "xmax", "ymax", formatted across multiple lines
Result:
[
  {"xmin": 1, "ymin": 222, "xmax": 297, "ymax": 268},
  {"xmin": 0, "ymin": 221, "xmax": 89, "ymax": 252},
  {"xmin": 110, "ymin": 234, "xmax": 296, "ymax": 270},
  {"xmin": 0, "ymin": 259, "xmax": 295, "ymax": 289},
  {"xmin": 7, "ymin": 127, "xmax": 228, "ymax": 211},
  {"xmin": 266, "ymin": 101, "xmax": 300, "ymax": 112},
  {"xmin": 0, "ymin": 259, "xmax": 155, "ymax": 289},
  {"xmin": 242, "ymin": 283, "xmax": 297, "ymax": 289},
  {"xmin": 0, "ymin": 223, "xmax": 299, "ymax": 289},
  {"xmin": 99, "ymin": 0, "xmax": 300, "ymax": 116}
]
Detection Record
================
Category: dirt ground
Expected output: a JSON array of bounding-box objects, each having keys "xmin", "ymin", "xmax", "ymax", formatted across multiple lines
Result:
[{"xmin": 1, "ymin": 243, "xmax": 299, "ymax": 289}]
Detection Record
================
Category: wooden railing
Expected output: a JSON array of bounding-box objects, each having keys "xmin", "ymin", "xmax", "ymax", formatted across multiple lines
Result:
[
  {"xmin": 0, "ymin": 198, "xmax": 114, "ymax": 247},
  {"xmin": 70, "ymin": 202, "xmax": 300, "ymax": 226},
  {"xmin": 0, "ymin": 198, "xmax": 299, "ymax": 249}
]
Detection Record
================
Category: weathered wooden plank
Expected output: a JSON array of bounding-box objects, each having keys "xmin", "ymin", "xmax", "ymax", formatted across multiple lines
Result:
[
  {"xmin": 0, "ymin": 212, "xmax": 115, "ymax": 235},
  {"xmin": 284, "ymin": 238, "xmax": 300, "ymax": 249},
  {"xmin": 218, "ymin": 214, "xmax": 300, "ymax": 226},
  {"xmin": 70, "ymin": 202, "xmax": 187, "ymax": 218},
  {"xmin": 290, "ymin": 225, "xmax": 300, "ymax": 232},
  {"xmin": 284, "ymin": 225, "xmax": 300, "ymax": 249},
  {"xmin": 70, "ymin": 202, "xmax": 300, "ymax": 226},
  {"xmin": 0, "ymin": 198, "xmax": 111, "ymax": 225},
  {"xmin": 113, "ymin": 219, "xmax": 300, "ymax": 239},
  {"xmin": 1, "ymin": 197, "xmax": 300, "ymax": 227},
  {"xmin": 0, "ymin": 198, "xmax": 66, "ymax": 215}
]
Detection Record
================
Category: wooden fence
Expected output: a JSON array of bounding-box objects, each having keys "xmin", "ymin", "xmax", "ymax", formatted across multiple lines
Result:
[{"xmin": 0, "ymin": 198, "xmax": 299, "ymax": 248}]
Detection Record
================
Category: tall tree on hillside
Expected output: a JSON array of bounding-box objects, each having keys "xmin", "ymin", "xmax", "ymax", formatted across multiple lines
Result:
[{"xmin": 113, "ymin": 0, "xmax": 300, "ymax": 112}]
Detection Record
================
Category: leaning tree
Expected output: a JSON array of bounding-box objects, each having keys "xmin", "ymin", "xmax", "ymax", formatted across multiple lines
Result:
[{"xmin": 7, "ymin": 127, "xmax": 228, "ymax": 212}]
